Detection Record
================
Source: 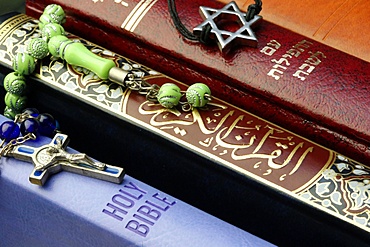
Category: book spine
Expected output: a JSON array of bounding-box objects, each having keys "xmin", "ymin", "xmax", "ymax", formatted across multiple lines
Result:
[{"xmin": 25, "ymin": 0, "xmax": 370, "ymax": 165}]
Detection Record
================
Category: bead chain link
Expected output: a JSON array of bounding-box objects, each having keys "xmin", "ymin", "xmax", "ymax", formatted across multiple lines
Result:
[{"xmin": 0, "ymin": 133, "xmax": 36, "ymax": 157}]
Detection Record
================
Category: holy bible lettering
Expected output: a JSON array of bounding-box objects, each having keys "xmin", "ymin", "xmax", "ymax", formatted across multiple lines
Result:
[{"xmin": 102, "ymin": 181, "xmax": 177, "ymax": 237}]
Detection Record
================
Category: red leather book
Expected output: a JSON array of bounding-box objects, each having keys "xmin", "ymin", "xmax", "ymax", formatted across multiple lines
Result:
[{"xmin": 25, "ymin": 0, "xmax": 370, "ymax": 164}]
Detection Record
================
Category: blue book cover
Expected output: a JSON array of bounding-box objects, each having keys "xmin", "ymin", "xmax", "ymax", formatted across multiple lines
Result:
[{"xmin": 0, "ymin": 115, "xmax": 274, "ymax": 247}]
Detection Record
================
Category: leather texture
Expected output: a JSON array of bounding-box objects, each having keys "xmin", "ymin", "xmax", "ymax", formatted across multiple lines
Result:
[
  {"xmin": 0, "ymin": 113, "xmax": 273, "ymax": 247},
  {"xmin": 230, "ymin": 0, "xmax": 370, "ymax": 62},
  {"xmin": 25, "ymin": 0, "xmax": 370, "ymax": 165}
]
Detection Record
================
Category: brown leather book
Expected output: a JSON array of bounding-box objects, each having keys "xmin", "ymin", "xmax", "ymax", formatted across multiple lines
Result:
[{"xmin": 229, "ymin": 0, "xmax": 370, "ymax": 62}]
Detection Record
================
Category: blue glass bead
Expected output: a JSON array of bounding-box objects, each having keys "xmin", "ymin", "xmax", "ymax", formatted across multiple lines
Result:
[
  {"xmin": 20, "ymin": 118, "xmax": 40, "ymax": 137},
  {"xmin": 55, "ymin": 120, "xmax": 60, "ymax": 131},
  {"xmin": 22, "ymin": 108, "xmax": 40, "ymax": 118},
  {"xmin": 38, "ymin": 113, "xmax": 57, "ymax": 137},
  {"xmin": 0, "ymin": 121, "xmax": 20, "ymax": 141}
]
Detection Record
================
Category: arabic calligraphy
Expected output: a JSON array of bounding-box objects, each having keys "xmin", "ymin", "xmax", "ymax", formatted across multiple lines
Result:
[{"xmin": 134, "ymin": 93, "xmax": 333, "ymax": 189}]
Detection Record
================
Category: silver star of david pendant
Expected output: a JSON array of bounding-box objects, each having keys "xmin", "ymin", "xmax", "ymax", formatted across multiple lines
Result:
[{"xmin": 193, "ymin": 1, "xmax": 262, "ymax": 52}]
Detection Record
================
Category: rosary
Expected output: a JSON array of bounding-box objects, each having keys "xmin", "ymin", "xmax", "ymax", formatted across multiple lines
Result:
[
  {"xmin": 0, "ymin": 1, "xmax": 261, "ymax": 185},
  {"xmin": 0, "ymin": 108, "xmax": 124, "ymax": 185}
]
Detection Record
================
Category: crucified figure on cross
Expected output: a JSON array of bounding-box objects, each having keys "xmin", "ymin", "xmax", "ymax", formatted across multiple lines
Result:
[
  {"xmin": 36, "ymin": 136, "xmax": 106, "ymax": 171},
  {"xmin": 4, "ymin": 133, "xmax": 124, "ymax": 185}
]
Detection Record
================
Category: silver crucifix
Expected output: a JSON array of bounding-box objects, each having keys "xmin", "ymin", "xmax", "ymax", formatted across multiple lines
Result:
[{"xmin": 4, "ymin": 133, "xmax": 125, "ymax": 185}]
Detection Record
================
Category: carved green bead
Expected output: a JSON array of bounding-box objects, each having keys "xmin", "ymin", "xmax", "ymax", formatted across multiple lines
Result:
[
  {"xmin": 39, "ymin": 4, "xmax": 66, "ymax": 30},
  {"xmin": 39, "ymin": 13, "xmax": 54, "ymax": 30},
  {"xmin": 27, "ymin": 38, "xmax": 48, "ymax": 59},
  {"xmin": 12, "ymin": 52, "xmax": 36, "ymax": 75},
  {"xmin": 4, "ymin": 106, "xmax": 19, "ymax": 120},
  {"xmin": 3, "ymin": 72, "xmax": 27, "ymax": 95},
  {"xmin": 4, "ymin": 92, "xmax": 27, "ymax": 111},
  {"xmin": 41, "ymin": 23, "xmax": 65, "ymax": 42},
  {"xmin": 157, "ymin": 83, "xmax": 182, "ymax": 108},
  {"xmin": 186, "ymin": 83, "xmax": 211, "ymax": 108},
  {"xmin": 43, "ymin": 4, "xmax": 66, "ymax": 24}
]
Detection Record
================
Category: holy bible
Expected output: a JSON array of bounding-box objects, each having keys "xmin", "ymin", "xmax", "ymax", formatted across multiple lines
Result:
[
  {"xmin": 0, "ymin": 114, "xmax": 274, "ymax": 246},
  {"xmin": 25, "ymin": 0, "xmax": 370, "ymax": 166},
  {"xmin": 0, "ymin": 13, "xmax": 370, "ymax": 246}
]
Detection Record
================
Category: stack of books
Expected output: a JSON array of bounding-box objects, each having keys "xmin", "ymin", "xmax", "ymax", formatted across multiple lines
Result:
[{"xmin": 0, "ymin": 0, "xmax": 369, "ymax": 245}]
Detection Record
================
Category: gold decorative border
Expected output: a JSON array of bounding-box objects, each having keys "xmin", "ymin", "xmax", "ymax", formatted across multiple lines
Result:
[
  {"xmin": 121, "ymin": 0, "xmax": 159, "ymax": 32},
  {"xmin": 0, "ymin": 15, "xmax": 33, "ymax": 42}
]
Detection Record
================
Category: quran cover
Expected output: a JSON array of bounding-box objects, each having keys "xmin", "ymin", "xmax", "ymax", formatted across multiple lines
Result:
[
  {"xmin": 0, "ymin": 114, "xmax": 274, "ymax": 247},
  {"xmin": 229, "ymin": 0, "xmax": 370, "ymax": 62},
  {"xmin": 25, "ymin": 0, "xmax": 370, "ymax": 166},
  {"xmin": 0, "ymin": 13, "xmax": 370, "ymax": 246}
]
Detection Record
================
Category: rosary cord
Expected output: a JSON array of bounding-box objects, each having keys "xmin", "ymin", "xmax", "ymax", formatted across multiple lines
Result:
[{"xmin": 167, "ymin": 0, "xmax": 262, "ymax": 43}]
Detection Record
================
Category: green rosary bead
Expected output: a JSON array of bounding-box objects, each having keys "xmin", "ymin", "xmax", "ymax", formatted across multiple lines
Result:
[
  {"xmin": 157, "ymin": 83, "xmax": 182, "ymax": 108},
  {"xmin": 12, "ymin": 52, "xmax": 36, "ymax": 75},
  {"xmin": 43, "ymin": 4, "xmax": 66, "ymax": 24},
  {"xmin": 27, "ymin": 38, "xmax": 49, "ymax": 59},
  {"xmin": 4, "ymin": 92, "xmax": 27, "ymax": 111},
  {"xmin": 186, "ymin": 83, "xmax": 211, "ymax": 108},
  {"xmin": 39, "ymin": 6, "xmax": 66, "ymax": 30},
  {"xmin": 39, "ymin": 13, "xmax": 54, "ymax": 30},
  {"xmin": 3, "ymin": 72, "xmax": 27, "ymax": 95},
  {"xmin": 41, "ymin": 23, "xmax": 65, "ymax": 42},
  {"xmin": 3, "ymin": 106, "xmax": 19, "ymax": 120}
]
